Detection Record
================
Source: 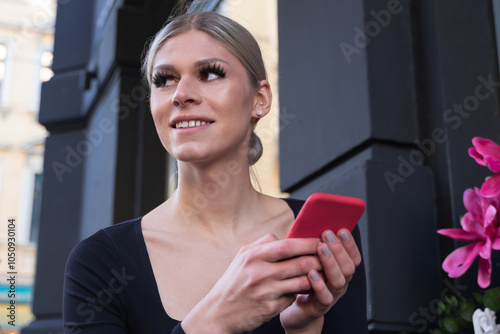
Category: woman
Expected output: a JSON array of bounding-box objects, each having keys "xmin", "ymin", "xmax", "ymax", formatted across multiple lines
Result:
[{"xmin": 63, "ymin": 11, "xmax": 367, "ymax": 334}]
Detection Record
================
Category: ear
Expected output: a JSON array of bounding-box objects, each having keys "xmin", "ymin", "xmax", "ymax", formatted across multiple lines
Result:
[{"xmin": 252, "ymin": 80, "xmax": 272, "ymax": 119}]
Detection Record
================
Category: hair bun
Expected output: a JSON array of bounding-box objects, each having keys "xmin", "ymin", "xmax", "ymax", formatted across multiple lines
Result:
[{"xmin": 248, "ymin": 132, "xmax": 263, "ymax": 165}]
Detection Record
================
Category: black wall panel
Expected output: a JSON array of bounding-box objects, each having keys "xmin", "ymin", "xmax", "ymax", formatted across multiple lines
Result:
[{"xmin": 279, "ymin": 0, "xmax": 500, "ymax": 332}]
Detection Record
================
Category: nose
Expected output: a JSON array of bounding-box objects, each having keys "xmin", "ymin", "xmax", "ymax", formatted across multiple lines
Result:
[{"xmin": 172, "ymin": 77, "xmax": 201, "ymax": 108}]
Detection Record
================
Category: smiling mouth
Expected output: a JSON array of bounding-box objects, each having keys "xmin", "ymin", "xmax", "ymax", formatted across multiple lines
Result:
[{"xmin": 175, "ymin": 120, "xmax": 214, "ymax": 129}]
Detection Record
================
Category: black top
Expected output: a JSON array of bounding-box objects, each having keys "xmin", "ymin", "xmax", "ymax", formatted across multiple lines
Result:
[{"xmin": 63, "ymin": 198, "xmax": 368, "ymax": 333}]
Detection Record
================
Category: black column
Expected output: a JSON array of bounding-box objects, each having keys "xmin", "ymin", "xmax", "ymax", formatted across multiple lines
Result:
[
  {"xmin": 278, "ymin": 0, "xmax": 500, "ymax": 333},
  {"xmin": 22, "ymin": 1, "xmax": 175, "ymax": 333}
]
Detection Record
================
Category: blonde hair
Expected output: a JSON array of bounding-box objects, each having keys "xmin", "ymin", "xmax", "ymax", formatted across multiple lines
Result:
[{"xmin": 142, "ymin": 12, "xmax": 266, "ymax": 165}]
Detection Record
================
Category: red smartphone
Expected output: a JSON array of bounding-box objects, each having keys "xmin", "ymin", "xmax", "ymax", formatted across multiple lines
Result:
[{"xmin": 286, "ymin": 193, "xmax": 366, "ymax": 239}]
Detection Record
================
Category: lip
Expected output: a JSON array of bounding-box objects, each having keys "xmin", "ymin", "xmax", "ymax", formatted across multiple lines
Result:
[{"xmin": 172, "ymin": 122, "xmax": 213, "ymax": 134}]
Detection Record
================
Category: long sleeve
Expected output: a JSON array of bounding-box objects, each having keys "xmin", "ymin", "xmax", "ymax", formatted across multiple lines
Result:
[
  {"xmin": 322, "ymin": 225, "xmax": 368, "ymax": 333},
  {"xmin": 171, "ymin": 324, "xmax": 186, "ymax": 334},
  {"xmin": 63, "ymin": 230, "xmax": 130, "ymax": 333},
  {"xmin": 63, "ymin": 221, "xmax": 188, "ymax": 334}
]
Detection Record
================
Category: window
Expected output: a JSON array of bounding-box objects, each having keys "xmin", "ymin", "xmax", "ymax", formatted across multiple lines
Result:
[
  {"xmin": 40, "ymin": 51, "xmax": 53, "ymax": 82},
  {"xmin": 186, "ymin": 0, "xmax": 222, "ymax": 12},
  {"xmin": 0, "ymin": 43, "xmax": 7, "ymax": 106},
  {"xmin": 19, "ymin": 146, "xmax": 45, "ymax": 245},
  {"xmin": 30, "ymin": 173, "xmax": 43, "ymax": 243},
  {"xmin": 31, "ymin": 49, "xmax": 54, "ymax": 111}
]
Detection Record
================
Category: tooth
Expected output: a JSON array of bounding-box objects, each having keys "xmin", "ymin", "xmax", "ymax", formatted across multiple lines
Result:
[
  {"xmin": 201, "ymin": 121, "xmax": 206, "ymax": 125},
  {"xmin": 189, "ymin": 120, "xmax": 195, "ymax": 127},
  {"xmin": 196, "ymin": 120, "xmax": 201, "ymax": 126},
  {"xmin": 182, "ymin": 121, "xmax": 188, "ymax": 128}
]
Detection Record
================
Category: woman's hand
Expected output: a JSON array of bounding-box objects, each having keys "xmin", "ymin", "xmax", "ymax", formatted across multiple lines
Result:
[
  {"xmin": 181, "ymin": 234, "xmax": 324, "ymax": 334},
  {"xmin": 280, "ymin": 229, "xmax": 362, "ymax": 334}
]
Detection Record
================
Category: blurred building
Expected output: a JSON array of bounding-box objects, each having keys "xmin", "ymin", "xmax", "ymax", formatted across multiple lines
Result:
[
  {"xmin": 0, "ymin": 0, "xmax": 55, "ymax": 332},
  {"xmin": 220, "ymin": 0, "xmax": 282, "ymax": 197}
]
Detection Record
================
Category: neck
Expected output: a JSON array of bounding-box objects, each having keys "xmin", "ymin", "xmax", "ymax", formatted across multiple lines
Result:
[{"xmin": 171, "ymin": 157, "xmax": 261, "ymax": 237}]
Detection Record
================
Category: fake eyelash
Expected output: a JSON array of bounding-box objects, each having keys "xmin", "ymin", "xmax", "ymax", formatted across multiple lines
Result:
[
  {"xmin": 152, "ymin": 72, "xmax": 174, "ymax": 87},
  {"xmin": 152, "ymin": 62, "xmax": 227, "ymax": 88},
  {"xmin": 199, "ymin": 63, "xmax": 226, "ymax": 80}
]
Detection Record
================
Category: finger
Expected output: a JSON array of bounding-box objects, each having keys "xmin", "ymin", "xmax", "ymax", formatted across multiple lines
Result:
[
  {"xmin": 255, "ymin": 233, "xmax": 280, "ymax": 244},
  {"xmin": 317, "ymin": 242, "xmax": 347, "ymax": 290},
  {"xmin": 277, "ymin": 274, "xmax": 313, "ymax": 295},
  {"xmin": 239, "ymin": 233, "xmax": 279, "ymax": 253},
  {"xmin": 337, "ymin": 229, "xmax": 362, "ymax": 267},
  {"xmin": 259, "ymin": 238, "xmax": 320, "ymax": 262},
  {"xmin": 321, "ymin": 231, "xmax": 356, "ymax": 282},
  {"xmin": 308, "ymin": 270, "xmax": 334, "ymax": 308},
  {"xmin": 275, "ymin": 255, "xmax": 323, "ymax": 280}
]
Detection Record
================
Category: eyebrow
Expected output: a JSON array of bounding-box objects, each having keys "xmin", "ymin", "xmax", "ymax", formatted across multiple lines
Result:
[
  {"xmin": 194, "ymin": 58, "xmax": 229, "ymax": 67},
  {"xmin": 153, "ymin": 58, "xmax": 230, "ymax": 73}
]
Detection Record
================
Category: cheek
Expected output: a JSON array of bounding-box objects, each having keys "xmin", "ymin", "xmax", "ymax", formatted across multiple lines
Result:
[
  {"xmin": 228, "ymin": 82, "xmax": 256, "ymax": 115},
  {"xmin": 149, "ymin": 93, "xmax": 173, "ymax": 147},
  {"xmin": 149, "ymin": 91, "xmax": 161, "ymax": 113},
  {"xmin": 150, "ymin": 92, "xmax": 169, "ymax": 123}
]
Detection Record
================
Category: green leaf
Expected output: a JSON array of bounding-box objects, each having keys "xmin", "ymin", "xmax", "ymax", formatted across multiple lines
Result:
[
  {"xmin": 459, "ymin": 301, "xmax": 475, "ymax": 321},
  {"xmin": 443, "ymin": 317, "xmax": 460, "ymax": 333},
  {"xmin": 437, "ymin": 301, "xmax": 447, "ymax": 314},
  {"xmin": 429, "ymin": 329, "xmax": 444, "ymax": 334},
  {"xmin": 474, "ymin": 292, "xmax": 484, "ymax": 306},
  {"xmin": 450, "ymin": 296, "xmax": 459, "ymax": 308},
  {"xmin": 483, "ymin": 287, "xmax": 500, "ymax": 311}
]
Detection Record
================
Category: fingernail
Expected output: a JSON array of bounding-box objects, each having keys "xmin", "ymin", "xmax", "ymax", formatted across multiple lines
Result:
[
  {"xmin": 340, "ymin": 231, "xmax": 350, "ymax": 242},
  {"xmin": 311, "ymin": 271, "xmax": 320, "ymax": 281},
  {"xmin": 326, "ymin": 230, "xmax": 335, "ymax": 243},
  {"xmin": 322, "ymin": 244, "xmax": 331, "ymax": 257}
]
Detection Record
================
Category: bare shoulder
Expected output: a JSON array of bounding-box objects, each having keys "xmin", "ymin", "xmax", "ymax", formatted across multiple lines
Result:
[
  {"xmin": 140, "ymin": 198, "xmax": 188, "ymax": 249},
  {"xmin": 258, "ymin": 194, "xmax": 296, "ymax": 239},
  {"xmin": 141, "ymin": 197, "xmax": 179, "ymax": 232}
]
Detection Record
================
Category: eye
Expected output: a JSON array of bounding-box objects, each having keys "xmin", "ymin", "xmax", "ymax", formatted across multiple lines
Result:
[
  {"xmin": 152, "ymin": 72, "xmax": 176, "ymax": 87},
  {"xmin": 206, "ymin": 72, "xmax": 221, "ymax": 81},
  {"xmin": 199, "ymin": 63, "xmax": 226, "ymax": 82}
]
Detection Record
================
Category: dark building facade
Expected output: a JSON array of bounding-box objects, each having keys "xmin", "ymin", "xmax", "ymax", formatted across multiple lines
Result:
[{"xmin": 23, "ymin": 0, "xmax": 500, "ymax": 333}]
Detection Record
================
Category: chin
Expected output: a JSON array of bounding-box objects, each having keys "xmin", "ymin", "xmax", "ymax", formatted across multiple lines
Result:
[{"xmin": 172, "ymin": 149, "xmax": 212, "ymax": 164}]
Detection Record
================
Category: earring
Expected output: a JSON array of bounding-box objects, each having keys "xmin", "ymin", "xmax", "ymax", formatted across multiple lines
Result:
[{"xmin": 256, "ymin": 102, "xmax": 264, "ymax": 117}]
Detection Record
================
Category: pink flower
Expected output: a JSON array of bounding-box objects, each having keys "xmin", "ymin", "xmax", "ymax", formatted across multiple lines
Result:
[
  {"xmin": 469, "ymin": 137, "xmax": 500, "ymax": 197},
  {"xmin": 438, "ymin": 188, "xmax": 500, "ymax": 288}
]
